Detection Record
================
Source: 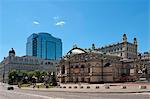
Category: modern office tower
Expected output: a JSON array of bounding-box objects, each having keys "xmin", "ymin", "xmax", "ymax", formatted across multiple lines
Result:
[{"xmin": 26, "ymin": 33, "xmax": 62, "ymax": 60}]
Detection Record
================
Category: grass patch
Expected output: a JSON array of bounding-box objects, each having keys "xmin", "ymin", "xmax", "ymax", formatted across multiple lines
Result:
[{"xmin": 20, "ymin": 84, "xmax": 31, "ymax": 87}]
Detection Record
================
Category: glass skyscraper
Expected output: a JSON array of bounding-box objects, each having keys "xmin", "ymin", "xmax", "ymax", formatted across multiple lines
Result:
[{"xmin": 26, "ymin": 33, "xmax": 62, "ymax": 60}]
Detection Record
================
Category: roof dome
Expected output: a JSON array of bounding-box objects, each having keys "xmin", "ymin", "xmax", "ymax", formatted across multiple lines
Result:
[
  {"xmin": 9, "ymin": 48, "xmax": 15, "ymax": 54},
  {"xmin": 71, "ymin": 49, "xmax": 86, "ymax": 54},
  {"xmin": 67, "ymin": 47, "xmax": 87, "ymax": 55}
]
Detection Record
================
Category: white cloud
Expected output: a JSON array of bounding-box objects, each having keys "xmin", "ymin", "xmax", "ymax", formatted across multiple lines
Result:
[
  {"xmin": 53, "ymin": 16, "xmax": 66, "ymax": 27},
  {"xmin": 55, "ymin": 21, "xmax": 66, "ymax": 26},
  {"xmin": 33, "ymin": 21, "xmax": 40, "ymax": 25}
]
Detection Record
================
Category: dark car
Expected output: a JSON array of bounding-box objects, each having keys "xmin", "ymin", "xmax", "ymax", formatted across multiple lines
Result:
[{"xmin": 7, "ymin": 86, "xmax": 14, "ymax": 90}]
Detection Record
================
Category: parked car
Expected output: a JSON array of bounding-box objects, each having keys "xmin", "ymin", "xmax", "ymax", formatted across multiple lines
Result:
[{"xmin": 7, "ymin": 86, "xmax": 14, "ymax": 90}]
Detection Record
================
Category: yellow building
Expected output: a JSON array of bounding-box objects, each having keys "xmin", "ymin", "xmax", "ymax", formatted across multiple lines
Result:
[
  {"xmin": 57, "ymin": 46, "xmax": 138, "ymax": 83},
  {"xmin": 0, "ymin": 48, "xmax": 58, "ymax": 83},
  {"xmin": 98, "ymin": 34, "xmax": 137, "ymax": 59}
]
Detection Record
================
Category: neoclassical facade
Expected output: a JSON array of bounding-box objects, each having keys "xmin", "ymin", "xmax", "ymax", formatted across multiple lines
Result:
[
  {"xmin": 0, "ymin": 48, "xmax": 58, "ymax": 82},
  {"xmin": 141, "ymin": 51, "xmax": 150, "ymax": 81},
  {"xmin": 98, "ymin": 34, "xmax": 137, "ymax": 59},
  {"xmin": 57, "ymin": 47, "xmax": 138, "ymax": 83}
]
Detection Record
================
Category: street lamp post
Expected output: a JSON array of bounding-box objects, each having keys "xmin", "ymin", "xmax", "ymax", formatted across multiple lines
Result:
[
  {"xmin": 12, "ymin": 76, "xmax": 14, "ymax": 84},
  {"xmin": 42, "ymin": 76, "xmax": 45, "ymax": 83},
  {"xmin": 25, "ymin": 76, "xmax": 28, "ymax": 84},
  {"xmin": 32, "ymin": 75, "xmax": 37, "ymax": 85}
]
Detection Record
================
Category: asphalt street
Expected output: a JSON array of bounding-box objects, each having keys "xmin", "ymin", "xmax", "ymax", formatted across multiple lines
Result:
[{"xmin": 0, "ymin": 85, "xmax": 150, "ymax": 99}]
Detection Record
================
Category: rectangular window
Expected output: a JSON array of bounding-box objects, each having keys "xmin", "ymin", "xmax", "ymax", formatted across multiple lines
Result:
[{"xmin": 88, "ymin": 68, "xmax": 90, "ymax": 73}]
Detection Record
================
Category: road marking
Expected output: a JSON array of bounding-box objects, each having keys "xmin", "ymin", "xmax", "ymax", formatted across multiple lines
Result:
[
  {"xmin": 0, "ymin": 90, "xmax": 64, "ymax": 99},
  {"xmin": 133, "ymin": 93, "xmax": 150, "ymax": 95}
]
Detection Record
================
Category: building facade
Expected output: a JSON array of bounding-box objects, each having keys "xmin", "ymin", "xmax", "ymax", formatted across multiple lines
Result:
[
  {"xmin": 97, "ymin": 34, "xmax": 137, "ymax": 59},
  {"xmin": 26, "ymin": 33, "xmax": 62, "ymax": 60},
  {"xmin": 0, "ymin": 48, "xmax": 58, "ymax": 82},
  {"xmin": 56, "ymin": 34, "xmax": 150, "ymax": 83},
  {"xmin": 140, "ymin": 51, "xmax": 150, "ymax": 81},
  {"xmin": 141, "ymin": 51, "xmax": 150, "ymax": 61},
  {"xmin": 57, "ymin": 46, "xmax": 138, "ymax": 83}
]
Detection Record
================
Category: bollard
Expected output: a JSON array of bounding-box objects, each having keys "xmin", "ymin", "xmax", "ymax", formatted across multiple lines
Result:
[
  {"xmin": 87, "ymin": 86, "xmax": 90, "ymax": 89},
  {"xmin": 80, "ymin": 86, "xmax": 84, "ymax": 89},
  {"xmin": 68, "ymin": 86, "xmax": 72, "ymax": 88},
  {"xmin": 105, "ymin": 86, "xmax": 110, "ymax": 89},
  {"xmin": 46, "ymin": 86, "xmax": 49, "ymax": 88},
  {"xmin": 121, "ymin": 86, "xmax": 126, "ymax": 89},
  {"xmin": 95, "ymin": 86, "xmax": 100, "ymax": 89},
  {"xmin": 139, "ymin": 86, "xmax": 147, "ymax": 89},
  {"xmin": 33, "ymin": 85, "xmax": 35, "ymax": 88}
]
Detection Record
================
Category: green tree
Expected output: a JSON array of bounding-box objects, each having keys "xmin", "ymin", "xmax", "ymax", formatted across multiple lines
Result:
[
  {"xmin": 8, "ymin": 70, "xmax": 17, "ymax": 84},
  {"xmin": 51, "ymin": 72, "xmax": 57, "ymax": 86}
]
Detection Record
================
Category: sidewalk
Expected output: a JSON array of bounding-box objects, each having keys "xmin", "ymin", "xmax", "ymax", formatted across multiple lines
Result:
[{"xmin": 21, "ymin": 83, "xmax": 150, "ymax": 93}]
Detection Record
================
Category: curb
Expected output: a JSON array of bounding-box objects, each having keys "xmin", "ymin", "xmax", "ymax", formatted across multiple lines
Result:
[{"xmin": 20, "ymin": 88, "xmax": 150, "ymax": 94}]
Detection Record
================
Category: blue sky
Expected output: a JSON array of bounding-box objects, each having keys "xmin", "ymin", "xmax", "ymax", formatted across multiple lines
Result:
[{"xmin": 0, "ymin": 0, "xmax": 149, "ymax": 61}]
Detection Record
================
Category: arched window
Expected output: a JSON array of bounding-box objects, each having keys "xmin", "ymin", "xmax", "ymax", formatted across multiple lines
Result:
[
  {"xmin": 81, "ymin": 65, "xmax": 84, "ymax": 68},
  {"xmin": 81, "ymin": 65, "xmax": 85, "ymax": 71},
  {"xmin": 104, "ymin": 63, "xmax": 111, "ymax": 67},
  {"xmin": 62, "ymin": 65, "xmax": 65, "ymax": 74},
  {"xmin": 88, "ymin": 68, "xmax": 90, "ymax": 73},
  {"xmin": 81, "ymin": 78, "xmax": 84, "ymax": 82},
  {"xmin": 95, "ymin": 63, "xmax": 100, "ymax": 67},
  {"xmin": 75, "ymin": 65, "xmax": 78, "ymax": 68}
]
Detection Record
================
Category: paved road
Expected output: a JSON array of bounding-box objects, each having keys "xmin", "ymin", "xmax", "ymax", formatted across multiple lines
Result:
[{"xmin": 0, "ymin": 85, "xmax": 150, "ymax": 99}]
